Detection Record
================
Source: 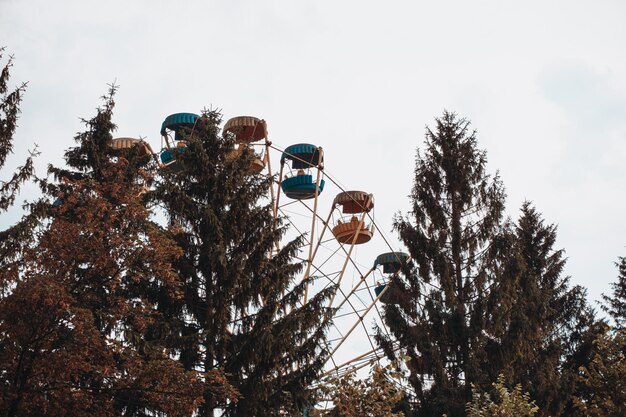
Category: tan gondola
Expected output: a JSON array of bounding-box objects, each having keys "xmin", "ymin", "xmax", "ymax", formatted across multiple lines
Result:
[
  {"xmin": 223, "ymin": 116, "xmax": 267, "ymax": 174},
  {"xmin": 109, "ymin": 137, "xmax": 153, "ymax": 156},
  {"xmin": 331, "ymin": 191, "xmax": 374, "ymax": 245},
  {"xmin": 223, "ymin": 116, "xmax": 267, "ymax": 143},
  {"xmin": 225, "ymin": 144, "xmax": 266, "ymax": 174},
  {"xmin": 108, "ymin": 137, "xmax": 153, "ymax": 196}
]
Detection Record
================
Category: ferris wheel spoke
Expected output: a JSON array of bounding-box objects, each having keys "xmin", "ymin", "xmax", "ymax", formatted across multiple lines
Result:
[
  {"xmin": 332, "ymin": 307, "xmax": 368, "ymax": 320},
  {"xmin": 307, "ymin": 243, "xmax": 343, "ymax": 279},
  {"xmin": 332, "ymin": 298, "xmax": 383, "ymax": 365},
  {"xmin": 322, "ymin": 346, "xmax": 385, "ymax": 377},
  {"xmin": 265, "ymin": 136, "xmax": 412, "ymax": 392},
  {"xmin": 332, "ymin": 266, "xmax": 376, "ymax": 312},
  {"xmin": 326, "ymin": 284, "xmax": 394, "ymax": 363},
  {"xmin": 370, "ymin": 288, "xmax": 392, "ymax": 338}
]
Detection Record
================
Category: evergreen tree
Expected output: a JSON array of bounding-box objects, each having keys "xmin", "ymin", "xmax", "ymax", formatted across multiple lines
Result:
[
  {"xmin": 573, "ymin": 328, "xmax": 626, "ymax": 417},
  {"xmin": 1, "ymin": 88, "xmax": 218, "ymax": 416},
  {"xmin": 152, "ymin": 110, "xmax": 333, "ymax": 416},
  {"xmin": 485, "ymin": 203, "xmax": 599, "ymax": 416},
  {"xmin": 378, "ymin": 112, "xmax": 602, "ymax": 417},
  {"xmin": 377, "ymin": 111, "xmax": 507, "ymax": 417},
  {"xmin": 602, "ymin": 256, "xmax": 626, "ymax": 329},
  {"xmin": 571, "ymin": 256, "xmax": 626, "ymax": 416},
  {"xmin": 0, "ymin": 48, "xmax": 39, "ymax": 268}
]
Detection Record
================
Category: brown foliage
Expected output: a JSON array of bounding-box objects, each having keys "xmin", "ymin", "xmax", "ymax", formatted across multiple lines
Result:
[{"xmin": 0, "ymin": 162, "xmax": 214, "ymax": 416}]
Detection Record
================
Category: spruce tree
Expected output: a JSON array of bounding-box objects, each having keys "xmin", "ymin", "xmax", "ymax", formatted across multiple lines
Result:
[
  {"xmin": 572, "ymin": 328, "xmax": 626, "ymax": 417},
  {"xmin": 571, "ymin": 255, "xmax": 626, "ymax": 416},
  {"xmin": 0, "ymin": 48, "xmax": 39, "ymax": 268},
  {"xmin": 378, "ymin": 111, "xmax": 507, "ymax": 417},
  {"xmin": 152, "ymin": 110, "xmax": 333, "ymax": 416},
  {"xmin": 484, "ymin": 203, "xmax": 599, "ymax": 416},
  {"xmin": 602, "ymin": 256, "xmax": 626, "ymax": 329},
  {"xmin": 378, "ymin": 112, "xmax": 602, "ymax": 417},
  {"xmin": 1, "ymin": 88, "xmax": 215, "ymax": 416}
]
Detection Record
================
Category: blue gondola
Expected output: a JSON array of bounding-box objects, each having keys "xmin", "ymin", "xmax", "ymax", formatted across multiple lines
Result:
[
  {"xmin": 161, "ymin": 112, "xmax": 199, "ymax": 142},
  {"xmin": 280, "ymin": 143, "xmax": 325, "ymax": 200},
  {"xmin": 159, "ymin": 145, "xmax": 187, "ymax": 172},
  {"xmin": 374, "ymin": 283, "xmax": 386, "ymax": 297},
  {"xmin": 374, "ymin": 252, "xmax": 410, "ymax": 274},
  {"xmin": 160, "ymin": 113, "xmax": 198, "ymax": 172},
  {"xmin": 374, "ymin": 282, "xmax": 393, "ymax": 304},
  {"xmin": 281, "ymin": 174, "xmax": 325, "ymax": 200},
  {"xmin": 373, "ymin": 252, "xmax": 410, "ymax": 304}
]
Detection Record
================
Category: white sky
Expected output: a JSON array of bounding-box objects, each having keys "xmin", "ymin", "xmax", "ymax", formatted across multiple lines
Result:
[{"xmin": 2, "ymin": 0, "xmax": 625, "ymax": 317}]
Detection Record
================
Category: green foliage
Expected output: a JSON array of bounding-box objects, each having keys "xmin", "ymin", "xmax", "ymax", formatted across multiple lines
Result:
[
  {"xmin": 483, "ymin": 203, "xmax": 598, "ymax": 416},
  {"xmin": 379, "ymin": 111, "xmax": 507, "ymax": 417},
  {"xmin": 152, "ymin": 110, "xmax": 332, "ymax": 416},
  {"xmin": 379, "ymin": 112, "xmax": 600, "ymax": 417},
  {"xmin": 313, "ymin": 364, "xmax": 406, "ymax": 417},
  {"xmin": 465, "ymin": 375, "xmax": 539, "ymax": 417}
]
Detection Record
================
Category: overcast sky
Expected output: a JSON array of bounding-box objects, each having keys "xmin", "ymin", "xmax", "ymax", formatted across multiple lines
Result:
[{"xmin": 2, "ymin": 0, "xmax": 625, "ymax": 318}]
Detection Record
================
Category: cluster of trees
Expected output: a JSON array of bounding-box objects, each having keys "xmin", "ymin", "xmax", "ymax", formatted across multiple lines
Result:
[
  {"xmin": 0, "ymin": 52, "xmax": 330, "ymax": 416},
  {"xmin": 374, "ymin": 112, "xmax": 625, "ymax": 417},
  {"xmin": 1, "ymin": 51, "xmax": 625, "ymax": 416}
]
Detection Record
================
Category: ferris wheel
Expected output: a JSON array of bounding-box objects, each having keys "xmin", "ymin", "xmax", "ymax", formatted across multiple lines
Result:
[
  {"xmin": 219, "ymin": 114, "xmax": 412, "ymax": 380},
  {"xmin": 111, "ymin": 112, "xmax": 413, "ymax": 394}
]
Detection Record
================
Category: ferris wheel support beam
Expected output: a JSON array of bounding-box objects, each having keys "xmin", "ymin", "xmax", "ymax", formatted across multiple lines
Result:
[
  {"xmin": 322, "ymin": 348, "xmax": 381, "ymax": 378},
  {"xmin": 332, "ymin": 266, "xmax": 376, "ymax": 312},
  {"xmin": 303, "ymin": 147, "xmax": 324, "ymax": 304},
  {"xmin": 272, "ymin": 162, "xmax": 286, "ymax": 257},
  {"xmin": 302, "ymin": 208, "xmax": 333, "ymax": 282},
  {"xmin": 322, "ymin": 346, "xmax": 381, "ymax": 377},
  {"xmin": 264, "ymin": 137, "xmax": 286, "ymax": 260},
  {"xmin": 327, "ymin": 278, "xmax": 391, "ymax": 362},
  {"xmin": 327, "ymin": 203, "xmax": 372, "ymax": 309},
  {"xmin": 264, "ymin": 138, "xmax": 276, "ymax": 226},
  {"xmin": 163, "ymin": 132, "xmax": 174, "ymax": 149}
]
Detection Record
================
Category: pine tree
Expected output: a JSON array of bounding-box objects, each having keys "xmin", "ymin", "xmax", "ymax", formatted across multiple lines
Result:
[
  {"xmin": 377, "ymin": 111, "xmax": 507, "ymax": 417},
  {"xmin": 484, "ymin": 203, "xmax": 599, "ymax": 416},
  {"xmin": 573, "ymin": 328, "xmax": 626, "ymax": 417},
  {"xmin": 152, "ymin": 110, "xmax": 333, "ymax": 416},
  {"xmin": 602, "ymin": 256, "xmax": 626, "ymax": 329},
  {"xmin": 0, "ymin": 48, "xmax": 39, "ymax": 268},
  {"xmin": 0, "ymin": 48, "xmax": 30, "ymax": 207},
  {"xmin": 571, "ymin": 256, "xmax": 626, "ymax": 416},
  {"xmin": 378, "ymin": 112, "xmax": 603, "ymax": 417},
  {"xmin": 0, "ymin": 88, "xmax": 218, "ymax": 416}
]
